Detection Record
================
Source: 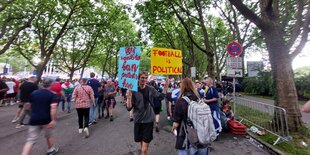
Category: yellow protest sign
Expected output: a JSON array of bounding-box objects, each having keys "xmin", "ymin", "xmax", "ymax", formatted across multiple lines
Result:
[{"xmin": 151, "ymin": 48, "xmax": 182, "ymax": 75}]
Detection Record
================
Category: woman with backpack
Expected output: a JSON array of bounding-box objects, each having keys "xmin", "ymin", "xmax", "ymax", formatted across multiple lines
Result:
[{"xmin": 172, "ymin": 78, "xmax": 209, "ymax": 155}]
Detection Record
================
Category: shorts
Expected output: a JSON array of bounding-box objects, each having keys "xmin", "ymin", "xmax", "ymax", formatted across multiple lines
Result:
[
  {"xmin": 134, "ymin": 122, "xmax": 154, "ymax": 143},
  {"xmin": 26, "ymin": 125, "xmax": 53, "ymax": 144},
  {"xmin": 6, "ymin": 93, "xmax": 16, "ymax": 98},
  {"xmin": 153, "ymin": 106, "xmax": 161, "ymax": 115},
  {"xmin": 105, "ymin": 97, "xmax": 116, "ymax": 108}
]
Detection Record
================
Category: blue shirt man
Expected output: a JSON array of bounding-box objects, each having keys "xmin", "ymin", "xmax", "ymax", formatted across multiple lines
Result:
[{"xmin": 87, "ymin": 72, "xmax": 101, "ymax": 124}]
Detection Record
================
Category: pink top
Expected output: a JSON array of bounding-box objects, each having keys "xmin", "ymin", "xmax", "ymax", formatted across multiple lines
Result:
[{"xmin": 72, "ymin": 85, "xmax": 94, "ymax": 108}]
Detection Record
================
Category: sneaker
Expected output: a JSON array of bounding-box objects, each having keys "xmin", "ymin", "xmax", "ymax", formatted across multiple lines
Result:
[
  {"xmin": 15, "ymin": 124, "xmax": 25, "ymax": 129},
  {"xmin": 129, "ymin": 118, "xmax": 133, "ymax": 122},
  {"xmin": 11, "ymin": 119, "xmax": 17, "ymax": 123},
  {"xmin": 46, "ymin": 147, "xmax": 59, "ymax": 155},
  {"xmin": 88, "ymin": 122, "xmax": 93, "ymax": 126},
  {"xmin": 110, "ymin": 116, "xmax": 113, "ymax": 122},
  {"xmin": 84, "ymin": 128, "xmax": 89, "ymax": 138},
  {"xmin": 93, "ymin": 120, "xmax": 97, "ymax": 124},
  {"xmin": 78, "ymin": 129, "xmax": 83, "ymax": 134}
]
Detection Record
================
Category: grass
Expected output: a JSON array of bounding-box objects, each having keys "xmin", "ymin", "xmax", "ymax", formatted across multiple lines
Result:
[
  {"xmin": 242, "ymin": 93, "xmax": 308, "ymax": 105},
  {"xmin": 232, "ymin": 103, "xmax": 310, "ymax": 155}
]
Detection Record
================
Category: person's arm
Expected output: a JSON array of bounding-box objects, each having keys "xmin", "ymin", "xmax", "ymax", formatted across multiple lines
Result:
[
  {"xmin": 203, "ymin": 87, "xmax": 219, "ymax": 103},
  {"xmin": 48, "ymin": 101, "xmax": 58, "ymax": 128},
  {"xmin": 126, "ymin": 90, "xmax": 133, "ymax": 111},
  {"xmin": 171, "ymin": 98, "xmax": 184, "ymax": 133},
  {"xmin": 0, "ymin": 83, "xmax": 9, "ymax": 92},
  {"xmin": 168, "ymin": 101, "xmax": 172, "ymax": 118},
  {"xmin": 89, "ymin": 87, "xmax": 95, "ymax": 105},
  {"xmin": 60, "ymin": 89, "xmax": 67, "ymax": 101}
]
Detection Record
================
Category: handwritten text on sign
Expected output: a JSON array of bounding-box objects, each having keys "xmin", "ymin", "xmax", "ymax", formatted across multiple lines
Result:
[
  {"xmin": 151, "ymin": 48, "xmax": 182, "ymax": 75},
  {"xmin": 118, "ymin": 46, "xmax": 141, "ymax": 92}
]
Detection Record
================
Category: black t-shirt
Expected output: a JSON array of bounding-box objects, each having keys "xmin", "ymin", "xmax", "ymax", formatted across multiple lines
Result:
[
  {"xmin": 0, "ymin": 80, "xmax": 8, "ymax": 99},
  {"xmin": 19, "ymin": 81, "xmax": 38, "ymax": 102},
  {"xmin": 29, "ymin": 89, "xmax": 58, "ymax": 125}
]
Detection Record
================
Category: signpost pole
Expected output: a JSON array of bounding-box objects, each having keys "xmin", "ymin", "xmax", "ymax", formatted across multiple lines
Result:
[{"xmin": 233, "ymin": 77, "xmax": 236, "ymax": 115}]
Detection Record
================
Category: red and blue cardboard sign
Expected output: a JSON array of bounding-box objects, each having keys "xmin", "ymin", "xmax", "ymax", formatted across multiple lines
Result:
[{"xmin": 226, "ymin": 41, "xmax": 243, "ymax": 57}]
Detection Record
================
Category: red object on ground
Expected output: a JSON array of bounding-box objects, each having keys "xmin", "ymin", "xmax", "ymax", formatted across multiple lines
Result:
[{"xmin": 228, "ymin": 120, "xmax": 247, "ymax": 135}]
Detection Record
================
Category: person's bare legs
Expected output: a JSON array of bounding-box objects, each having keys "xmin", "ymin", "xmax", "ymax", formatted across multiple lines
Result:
[
  {"xmin": 46, "ymin": 136, "xmax": 54, "ymax": 149},
  {"xmin": 141, "ymin": 142, "xmax": 150, "ymax": 155},
  {"xmin": 21, "ymin": 143, "xmax": 33, "ymax": 155}
]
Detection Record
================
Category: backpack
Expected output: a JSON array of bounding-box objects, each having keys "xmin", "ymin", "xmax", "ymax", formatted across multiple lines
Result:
[{"xmin": 183, "ymin": 96, "xmax": 217, "ymax": 145}]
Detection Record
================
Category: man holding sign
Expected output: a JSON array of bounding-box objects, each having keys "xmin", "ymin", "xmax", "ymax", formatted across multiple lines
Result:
[{"xmin": 126, "ymin": 71, "xmax": 169, "ymax": 155}]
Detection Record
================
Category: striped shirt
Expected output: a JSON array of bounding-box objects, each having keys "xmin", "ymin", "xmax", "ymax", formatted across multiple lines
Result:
[{"xmin": 72, "ymin": 85, "xmax": 94, "ymax": 108}]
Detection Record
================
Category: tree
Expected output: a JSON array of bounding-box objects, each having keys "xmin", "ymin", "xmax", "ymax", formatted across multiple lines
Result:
[
  {"xmin": 0, "ymin": 0, "xmax": 37, "ymax": 54},
  {"xmin": 136, "ymin": 0, "xmax": 209, "ymax": 79},
  {"xmin": 228, "ymin": 0, "xmax": 310, "ymax": 131}
]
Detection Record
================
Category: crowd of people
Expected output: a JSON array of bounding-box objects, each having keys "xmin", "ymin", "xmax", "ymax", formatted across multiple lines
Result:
[{"xmin": 0, "ymin": 71, "xmax": 236, "ymax": 155}]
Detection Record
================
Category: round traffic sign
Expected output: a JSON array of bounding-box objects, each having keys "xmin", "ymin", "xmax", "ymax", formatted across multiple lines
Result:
[{"xmin": 226, "ymin": 41, "xmax": 243, "ymax": 57}]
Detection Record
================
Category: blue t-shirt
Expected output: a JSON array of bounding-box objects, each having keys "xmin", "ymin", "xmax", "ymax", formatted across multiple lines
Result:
[
  {"xmin": 205, "ymin": 86, "xmax": 220, "ymax": 111},
  {"xmin": 87, "ymin": 78, "xmax": 100, "ymax": 98},
  {"xmin": 29, "ymin": 89, "xmax": 58, "ymax": 125}
]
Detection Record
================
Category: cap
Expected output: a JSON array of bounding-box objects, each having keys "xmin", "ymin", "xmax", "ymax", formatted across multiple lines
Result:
[{"xmin": 42, "ymin": 78, "xmax": 53, "ymax": 88}]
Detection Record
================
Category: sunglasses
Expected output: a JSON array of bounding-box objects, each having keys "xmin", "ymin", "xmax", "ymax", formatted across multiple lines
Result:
[{"xmin": 140, "ymin": 77, "xmax": 148, "ymax": 79}]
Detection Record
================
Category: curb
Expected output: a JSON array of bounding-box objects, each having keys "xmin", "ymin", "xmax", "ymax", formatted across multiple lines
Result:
[{"xmin": 247, "ymin": 132, "xmax": 285, "ymax": 155}]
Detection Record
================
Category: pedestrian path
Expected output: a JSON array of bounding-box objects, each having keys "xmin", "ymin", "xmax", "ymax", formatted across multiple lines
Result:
[{"xmin": 0, "ymin": 96, "xmax": 270, "ymax": 155}]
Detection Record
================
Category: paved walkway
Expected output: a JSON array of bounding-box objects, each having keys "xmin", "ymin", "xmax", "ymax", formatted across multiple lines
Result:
[{"xmin": 0, "ymin": 96, "xmax": 270, "ymax": 155}]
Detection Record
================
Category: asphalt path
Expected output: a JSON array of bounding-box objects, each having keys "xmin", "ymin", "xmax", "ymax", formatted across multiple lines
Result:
[{"xmin": 0, "ymin": 96, "xmax": 269, "ymax": 155}]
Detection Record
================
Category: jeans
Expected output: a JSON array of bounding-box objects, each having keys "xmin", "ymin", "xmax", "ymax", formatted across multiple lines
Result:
[
  {"xmin": 76, "ymin": 108, "xmax": 90, "ymax": 128},
  {"xmin": 62, "ymin": 93, "xmax": 72, "ymax": 112},
  {"xmin": 178, "ymin": 145, "xmax": 209, "ymax": 155},
  {"xmin": 97, "ymin": 96, "xmax": 105, "ymax": 117},
  {"xmin": 89, "ymin": 98, "xmax": 98, "ymax": 123}
]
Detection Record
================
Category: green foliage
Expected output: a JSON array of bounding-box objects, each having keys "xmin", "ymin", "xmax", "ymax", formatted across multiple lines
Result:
[
  {"xmin": 294, "ymin": 71, "xmax": 310, "ymax": 100},
  {"xmin": 242, "ymin": 71, "xmax": 274, "ymax": 96}
]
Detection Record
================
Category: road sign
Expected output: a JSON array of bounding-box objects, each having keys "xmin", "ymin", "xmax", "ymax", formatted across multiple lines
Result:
[
  {"xmin": 190, "ymin": 67, "xmax": 196, "ymax": 78},
  {"xmin": 227, "ymin": 57, "xmax": 242, "ymax": 69},
  {"xmin": 226, "ymin": 41, "xmax": 243, "ymax": 57},
  {"xmin": 227, "ymin": 69, "xmax": 243, "ymax": 77}
]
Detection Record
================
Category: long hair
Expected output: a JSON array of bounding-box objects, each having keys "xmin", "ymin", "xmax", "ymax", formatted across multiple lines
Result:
[{"xmin": 180, "ymin": 78, "xmax": 200, "ymax": 98}]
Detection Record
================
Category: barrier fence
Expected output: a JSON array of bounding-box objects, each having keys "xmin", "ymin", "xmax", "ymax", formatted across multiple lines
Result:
[{"xmin": 232, "ymin": 97, "xmax": 291, "ymax": 145}]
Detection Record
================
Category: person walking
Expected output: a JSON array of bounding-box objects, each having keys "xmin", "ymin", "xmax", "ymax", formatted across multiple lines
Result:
[
  {"xmin": 149, "ymin": 80, "xmax": 162, "ymax": 132},
  {"xmin": 0, "ymin": 77, "xmax": 9, "ymax": 106},
  {"xmin": 97, "ymin": 81, "xmax": 106, "ymax": 119},
  {"xmin": 5, "ymin": 78, "xmax": 16, "ymax": 106},
  {"xmin": 61, "ymin": 79, "xmax": 74, "ymax": 113},
  {"xmin": 72, "ymin": 78, "xmax": 95, "ymax": 138},
  {"xmin": 126, "ymin": 71, "xmax": 169, "ymax": 155},
  {"xmin": 15, "ymin": 76, "xmax": 38, "ymax": 128},
  {"xmin": 171, "ymin": 78, "xmax": 209, "ymax": 155},
  {"xmin": 21, "ymin": 79, "xmax": 59, "ymax": 155},
  {"xmin": 87, "ymin": 72, "xmax": 100, "ymax": 125},
  {"xmin": 104, "ymin": 79, "xmax": 117, "ymax": 121}
]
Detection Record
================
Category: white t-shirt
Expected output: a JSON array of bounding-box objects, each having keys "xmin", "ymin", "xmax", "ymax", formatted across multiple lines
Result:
[{"xmin": 5, "ymin": 81, "xmax": 16, "ymax": 94}]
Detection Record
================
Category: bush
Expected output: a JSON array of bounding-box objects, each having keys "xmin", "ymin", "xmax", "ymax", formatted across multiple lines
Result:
[
  {"xmin": 242, "ymin": 71, "xmax": 274, "ymax": 96},
  {"xmin": 242, "ymin": 70, "xmax": 310, "ymax": 100},
  {"xmin": 295, "ymin": 73, "xmax": 310, "ymax": 100}
]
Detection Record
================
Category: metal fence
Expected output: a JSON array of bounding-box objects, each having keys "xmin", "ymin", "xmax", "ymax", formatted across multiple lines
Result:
[{"xmin": 232, "ymin": 97, "xmax": 291, "ymax": 145}]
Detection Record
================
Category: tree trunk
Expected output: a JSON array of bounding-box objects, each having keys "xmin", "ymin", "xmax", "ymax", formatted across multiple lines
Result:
[
  {"xmin": 69, "ymin": 70, "xmax": 74, "ymax": 81},
  {"xmin": 80, "ymin": 65, "xmax": 86, "ymax": 80},
  {"xmin": 264, "ymin": 29, "xmax": 302, "ymax": 131}
]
